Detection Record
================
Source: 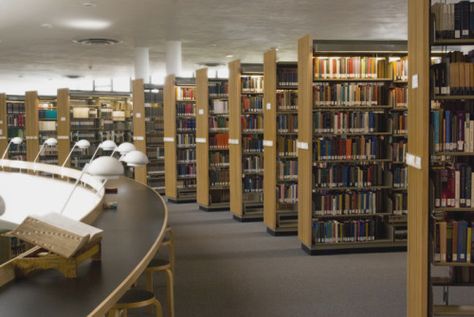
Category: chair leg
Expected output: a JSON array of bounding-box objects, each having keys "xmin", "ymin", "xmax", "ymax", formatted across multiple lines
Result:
[
  {"xmin": 146, "ymin": 270, "xmax": 154, "ymax": 293},
  {"xmin": 169, "ymin": 241, "xmax": 175, "ymax": 273},
  {"xmin": 165, "ymin": 268, "xmax": 175, "ymax": 317},
  {"xmin": 107, "ymin": 309, "xmax": 118, "ymax": 317},
  {"xmin": 153, "ymin": 299, "xmax": 164, "ymax": 317}
]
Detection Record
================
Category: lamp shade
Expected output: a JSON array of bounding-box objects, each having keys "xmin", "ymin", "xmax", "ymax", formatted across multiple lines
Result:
[
  {"xmin": 120, "ymin": 150, "xmax": 149, "ymax": 167},
  {"xmin": 0, "ymin": 195, "xmax": 5, "ymax": 216},
  {"xmin": 76, "ymin": 139, "xmax": 91, "ymax": 149},
  {"xmin": 11, "ymin": 137, "xmax": 23, "ymax": 145},
  {"xmin": 117, "ymin": 142, "xmax": 136, "ymax": 155},
  {"xmin": 100, "ymin": 140, "xmax": 117, "ymax": 151},
  {"xmin": 86, "ymin": 156, "xmax": 124, "ymax": 179},
  {"xmin": 44, "ymin": 137, "xmax": 58, "ymax": 146}
]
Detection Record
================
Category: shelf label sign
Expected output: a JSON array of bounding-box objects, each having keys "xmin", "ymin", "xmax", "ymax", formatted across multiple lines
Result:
[
  {"xmin": 58, "ymin": 135, "xmax": 69, "ymax": 140},
  {"xmin": 297, "ymin": 141, "xmax": 309, "ymax": 150},
  {"xmin": 412, "ymin": 74, "xmax": 418, "ymax": 89},
  {"xmin": 263, "ymin": 140, "xmax": 273, "ymax": 147},
  {"xmin": 164, "ymin": 137, "xmax": 175, "ymax": 143},
  {"xmin": 60, "ymin": 117, "xmax": 66, "ymax": 122},
  {"xmin": 198, "ymin": 109, "xmax": 204, "ymax": 115},
  {"xmin": 135, "ymin": 113, "xmax": 141, "ymax": 118},
  {"xmin": 406, "ymin": 152, "xmax": 421, "ymax": 170},
  {"xmin": 196, "ymin": 137, "xmax": 206, "ymax": 143},
  {"xmin": 228, "ymin": 138, "xmax": 239, "ymax": 145},
  {"xmin": 133, "ymin": 136, "xmax": 144, "ymax": 141},
  {"xmin": 266, "ymin": 102, "xmax": 271, "ymax": 110}
]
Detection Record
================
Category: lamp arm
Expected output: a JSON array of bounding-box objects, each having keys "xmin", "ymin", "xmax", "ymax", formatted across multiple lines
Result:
[
  {"xmin": 33, "ymin": 143, "xmax": 45, "ymax": 163},
  {"xmin": 1, "ymin": 141, "xmax": 12, "ymax": 160},
  {"xmin": 61, "ymin": 144, "xmax": 77, "ymax": 167},
  {"xmin": 110, "ymin": 148, "xmax": 118, "ymax": 157},
  {"xmin": 59, "ymin": 167, "xmax": 87, "ymax": 214},
  {"xmin": 88, "ymin": 145, "xmax": 102, "ymax": 165}
]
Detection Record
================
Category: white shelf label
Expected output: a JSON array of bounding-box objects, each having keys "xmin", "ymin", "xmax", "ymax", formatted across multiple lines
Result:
[
  {"xmin": 297, "ymin": 141, "xmax": 309, "ymax": 150},
  {"xmin": 263, "ymin": 140, "xmax": 273, "ymax": 147},
  {"xmin": 135, "ymin": 113, "xmax": 142, "ymax": 118},
  {"xmin": 196, "ymin": 137, "xmax": 206, "ymax": 143},
  {"xmin": 198, "ymin": 109, "xmax": 204, "ymax": 115},
  {"xmin": 406, "ymin": 153, "xmax": 421, "ymax": 170},
  {"xmin": 266, "ymin": 102, "xmax": 271, "ymax": 110},
  {"xmin": 229, "ymin": 138, "xmax": 239, "ymax": 145},
  {"xmin": 412, "ymin": 74, "xmax": 418, "ymax": 89},
  {"xmin": 164, "ymin": 137, "xmax": 175, "ymax": 143},
  {"xmin": 0, "ymin": 120, "xmax": 3, "ymax": 124},
  {"xmin": 57, "ymin": 135, "xmax": 69, "ymax": 140},
  {"xmin": 133, "ymin": 136, "xmax": 144, "ymax": 141},
  {"xmin": 60, "ymin": 117, "xmax": 66, "ymax": 122},
  {"xmin": 26, "ymin": 136, "xmax": 37, "ymax": 140},
  {"xmin": 0, "ymin": 136, "xmax": 6, "ymax": 140}
]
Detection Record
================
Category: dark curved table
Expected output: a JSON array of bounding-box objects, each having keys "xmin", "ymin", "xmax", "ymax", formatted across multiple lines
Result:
[{"xmin": 0, "ymin": 177, "xmax": 167, "ymax": 316}]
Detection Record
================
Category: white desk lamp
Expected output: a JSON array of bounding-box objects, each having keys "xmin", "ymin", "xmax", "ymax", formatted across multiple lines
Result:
[
  {"xmin": 34, "ymin": 137, "xmax": 58, "ymax": 163},
  {"xmin": 120, "ymin": 150, "xmax": 149, "ymax": 167},
  {"xmin": 61, "ymin": 139, "xmax": 91, "ymax": 167},
  {"xmin": 60, "ymin": 156, "xmax": 123, "ymax": 214},
  {"xmin": 1, "ymin": 137, "xmax": 23, "ymax": 160},
  {"xmin": 112, "ymin": 142, "xmax": 136, "ymax": 157},
  {"xmin": 0, "ymin": 195, "xmax": 16, "ymax": 233},
  {"xmin": 88, "ymin": 140, "xmax": 117, "ymax": 164}
]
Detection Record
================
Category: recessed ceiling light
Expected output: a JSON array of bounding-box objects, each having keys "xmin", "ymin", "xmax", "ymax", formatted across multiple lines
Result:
[
  {"xmin": 226, "ymin": 54, "xmax": 234, "ymax": 58},
  {"xmin": 82, "ymin": 1, "xmax": 97, "ymax": 7},
  {"xmin": 64, "ymin": 19, "xmax": 111, "ymax": 30},
  {"xmin": 41, "ymin": 23, "xmax": 53, "ymax": 29},
  {"xmin": 210, "ymin": 44, "xmax": 217, "ymax": 47}
]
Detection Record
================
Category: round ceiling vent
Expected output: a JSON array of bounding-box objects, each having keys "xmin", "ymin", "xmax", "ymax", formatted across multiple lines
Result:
[{"xmin": 73, "ymin": 38, "xmax": 122, "ymax": 46}]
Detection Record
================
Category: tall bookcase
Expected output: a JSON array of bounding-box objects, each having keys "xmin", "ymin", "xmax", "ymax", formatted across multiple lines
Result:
[
  {"xmin": 407, "ymin": 0, "xmax": 474, "ymax": 315},
  {"xmin": 4, "ymin": 95, "xmax": 26, "ymax": 160},
  {"xmin": 263, "ymin": 49, "xmax": 299, "ymax": 235},
  {"xmin": 164, "ymin": 75, "xmax": 197, "ymax": 203},
  {"xmin": 132, "ymin": 79, "xmax": 148, "ymax": 184},
  {"xmin": 37, "ymin": 95, "xmax": 58, "ymax": 164},
  {"xmin": 297, "ymin": 36, "xmax": 409, "ymax": 254},
  {"xmin": 25, "ymin": 91, "xmax": 40, "ymax": 162},
  {"xmin": 57, "ymin": 89, "xmax": 71, "ymax": 166},
  {"xmin": 196, "ymin": 68, "xmax": 230, "ymax": 211},
  {"xmin": 229, "ymin": 61, "xmax": 264, "ymax": 221}
]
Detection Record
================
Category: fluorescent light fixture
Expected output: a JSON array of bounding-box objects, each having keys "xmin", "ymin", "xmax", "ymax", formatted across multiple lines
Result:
[
  {"xmin": 41, "ymin": 23, "xmax": 53, "ymax": 29},
  {"xmin": 64, "ymin": 19, "xmax": 111, "ymax": 30},
  {"xmin": 226, "ymin": 54, "xmax": 234, "ymax": 58},
  {"xmin": 82, "ymin": 1, "xmax": 97, "ymax": 7}
]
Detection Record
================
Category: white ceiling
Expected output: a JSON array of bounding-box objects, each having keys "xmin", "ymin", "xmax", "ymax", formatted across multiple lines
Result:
[{"xmin": 0, "ymin": 0, "xmax": 407, "ymax": 93}]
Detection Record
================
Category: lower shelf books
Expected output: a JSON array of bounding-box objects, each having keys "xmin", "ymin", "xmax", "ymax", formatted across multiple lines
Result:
[
  {"xmin": 313, "ymin": 191, "xmax": 385, "ymax": 215},
  {"xmin": 434, "ymin": 220, "xmax": 473, "ymax": 263},
  {"xmin": 177, "ymin": 149, "xmax": 195, "ymax": 161},
  {"xmin": 277, "ymin": 183, "xmax": 298, "ymax": 204},
  {"xmin": 313, "ymin": 165, "xmax": 386, "ymax": 188},
  {"xmin": 393, "ymin": 192, "xmax": 407, "ymax": 214},
  {"xmin": 393, "ymin": 166, "xmax": 407, "ymax": 189},
  {"xmin": 313, "ymin": 111, "xmax": 391, "ymax": 134},
  {"xmin": 277, "ymin": 136, "xmax": 297, "ymax": 156},
  {"xmin": 433, "ymin": 165, "xmax": 474, "ymax": 208},
  {"xmin": 313, "ymin": 136, "xmax": 388, "ymax": 161},
  {"xmin": 312, "ymin": 219, "xmax": 379, "ymax": 244},
  {"xmin": 443, "ymin": 267, "xmax": 474, "ymax": 284},
  {"xmin": 432, "ymin": 109, "xmax": 474, "ymax": 153}
]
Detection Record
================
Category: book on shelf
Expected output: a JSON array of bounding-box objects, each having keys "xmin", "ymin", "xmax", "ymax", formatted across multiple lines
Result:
[
  {"xmin": 313, "ymin": 83, "xmax": 390, "ymax": 107},
  {"xmin": 277, "ymin": 67, "xmax": 298, "ymax": 87},
  {"xmin": 432, "ymin": 50, "xmax": 474, "ymax": 95},
  {"xmin": 209, "ymin": 133, "xmax": 229, "ymax": 149},
  {"xmin": 434, "ymin": 220, "xmax": 473, "ymax": 263},
  {"xmin": 212, "ymin": 99, "xmax": 229, "ymax": 114},
  {"xmin": 277, "ymin": 137, "xmax": 297, "ymax": 156},
  {"xmin": 432, "ymin": 1, "xmax": 474, "ymax": 40},
  {"xmin": 277, "ymin": 90, "xmax": 298, "ymax": 111},
  {"xmin": 389, "ymin": 87, "xmax": 408, "ymax": 108},
  {"xmin": 209, "ymin": 81, "xmax": 228, "ymax": 97},
  {"xmin": 432, "ymin": 109, "xmax": 474, "ymax": 152},
  {"xmin": 5, "ymin": 213, "xmax": 102, "ymax": 258},
  {"xmin": 313, "ymin": 57, "xmax": 388, "ymax": 80},
  {"xmin": 313, "ymin": 111, "xmax": 391, "ymax": 134},
  {"xmin": 392, "ymin": 139, "xmax": 407, "ymax": 163},
  {"xmin": 313, "ymin": 136, "xmax": 388, "ymax": 161},
  {"xmin": 433, "ymin": 165, "xmax": 474, "ymax": 208},
  {"xmin": 242, "ymin": 95, "xmax": 263, "ymax": 112},
  {"xmin": 278, "ymin": 160, "xmax": 298, "ymax": 180},
  {"xmin": 312, "ymin": 219, "xmax": 378, "ymax": 244},
  {"xmin": 313, "ymin": 191, "xmax": 385, "ymax": 216},
  {"xmin": 277, "ymin": 183, "xmax": 298, "ymax": 204},
  {"xmin": 176, "ymin": 87, "xmax": 195, "ymax": 101},
  {"xmin": 241, "ymin": 76, "xmax": 263, "ymax": 93},
  {"xmin": 177, "ymin": 149, "xmax": 196, "ymax": 161},
  {"xmin": 313, "ymin": 165, "xmax": 386, "ymax": 188},
  {"xmin": 242, "ymin": 135, "xmax": 263, "ymax": 152}
]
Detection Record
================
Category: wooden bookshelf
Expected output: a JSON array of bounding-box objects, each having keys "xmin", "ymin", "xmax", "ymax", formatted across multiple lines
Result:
[
  {"xmin": 57, "ymin": 89, "xmax": 70, "ymax": 166},
  {"xmin": 164, "ymin": 75, "xmax": 197, "ymax": 203},
  {"xmin": 229, "ymin": 61, "xmax": 264, "ymax": 221},
  {"xmin": 297, "ymin": 35, "xmax": 409, "ymax": 255},
  {"xmin": 25, "ymin": 91, "xmax": 39, "ymax": 162},
  {"xmin": 132, "ymin": 79, "xmax": 147, "ymax": 184},
  {"xmin": 4, "ymin": 95, "xmax": 26, "ymax": 160},
  {"xmin": 263, "ymin": 49, "xmax": 299, "ymax": 235},
  {"xmin": 0, "ymin": 94, "xmax": 7, "ymax": 155},
  {"xmin": 37, "ymin": 95, "xmax": 58, "ymax": 165},
  {"xmin": 196, "ymin": 68, "xmax": 230, "ymax": 211}
]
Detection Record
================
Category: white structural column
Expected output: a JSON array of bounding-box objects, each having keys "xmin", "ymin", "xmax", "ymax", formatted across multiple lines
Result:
[
  {"xmin": 166, "ymin": 41, "xmax": 182, "ymax": 76},
  {"xmin": 134, "ymin": 47, "xmax": 150, "ymax": 82}
]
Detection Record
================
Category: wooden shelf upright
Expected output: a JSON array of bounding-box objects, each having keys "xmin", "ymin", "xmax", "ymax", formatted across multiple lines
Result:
[
  {"xmin": 56, "ymin": 89, "xmax": 70, "ymax": 166},
  {"xmin": 25, "ymin": 91, "xmax": 39, "ymax": 162},
  {"xmin": 263, "ymin": 49, "xmax": 299, "ymax": 235},
  {"xmin": 196, "ymin": 68, "xmax": 230, "ymax": 211},
  {"xmin": 0, "ymin": 94, "xmax": 7, "ymax": 155},
  {"xmin": 229, "ymin": 61, "xmax": 264, "ymax": 222},
  {"xmin": 164, "ymin": 75, "xmax": 197, "ymax": 203},
  {"xmin": 132, "ymin": 79, "xmax": 147, "ymax": 184}
]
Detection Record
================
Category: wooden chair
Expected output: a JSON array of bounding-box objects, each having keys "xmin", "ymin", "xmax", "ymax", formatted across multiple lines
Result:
[
  {"xmin": 108, "ymin": 288, "xmax": 163, "ymax": 317},
  {"xmin": 145, "ymin": 258, "xmax": 174, "ymax": 317},
  {"xmin": 162, "ymin": 226, "xmax": 175, "ymax": 272}
]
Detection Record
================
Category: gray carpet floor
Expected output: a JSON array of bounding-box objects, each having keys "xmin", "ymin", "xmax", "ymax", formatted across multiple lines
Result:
[{"xmin": 132, "ymin": 202, "xmax": 474, "ymax": 317}]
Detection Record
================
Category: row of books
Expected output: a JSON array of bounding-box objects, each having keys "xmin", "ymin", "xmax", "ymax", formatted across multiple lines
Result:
[
  {"xmin": 433, "ymin": 165, "xmax": 474, "ymax": 208},
  {"xmin": 243, "ymin": 155, "xmax": 262, "ymax": 171},
  {"xmin": 242, "ymin": 135, "xmax": 263, "ymax": 152},
  {"xmin": 277, "ymin": 114, "xmax": 298, "ymax": 132},
  {"xmin": 394, "ymin": 192, "xmax": 407, "ymax": 214},
  {"xmin": 277, "ymin": 183, "xmax": 298, "ymax": 204},
  {"xmin": 277, "ymin": 67, "xmax": 298, "ymax": 87},
  {"xmin": 38, "ymin": 109, "xmax": 57, "ymax": 120},
  {"xmin": 313, "ymin": 83, "xmax": 390, "ymax": 107},
  {"xmin": 102, "ymin": 121, "xmax": 132, "ymax": 131},
  {"xmin": 313, "ymin": 136, "xmax": 388, "ymax": 161},
  {"xmin": 211, "ymin": 100, "xmax": 229, "ymax": 114},
  {"xmin": 394, "ymin": 166, "xmax": 408, "ymax": 189},
  {"xmin": 6, "ymin": 102, "xmax": 25, "ymax": 114},
  {"xmin": 393, "ymin": 112, "xmax": 407, "ymax": 135},
  {"xmin": 177, "ymin": 179, "xmax": 197, "ymax": 189},
  {"xmin": 210, "ymin": 151, "xmax": 229, "ymax": 165},
  {"xmin": 390, "ymin": 87, "xmax": 408, "ymax": 108},
  {"xmin": 278, "ymin": 160, "xmax": 298, "ymax": 180},
  {"xmin": 432, "ymin": 110, "xmax": 474, "ymax": 152},
  {"xmin": 313, "ymin": 57, "xmax": 389, "ymax": 80},
  {"xmin": 70, "ymin": 120, "xmax": 99, "ymax": 129},
  {"xmin": 209, "ymin": 169, "xmax": 229, "ymax": 187},
  {"xmin": 434, "ymin": 220, "xmax": 474, "ymax": 263},
  {"xmin": 242, "ymin": 95, "xmax": 263, "ymax": 112},
  {"xmin": 277, "ymin": 136, "xmax": 297, "ymax": 156},
  {"xmin": 177, "ymin": 103, "xmax": 195, "ymax": 115},
  {"xmin": 432, "ymin": 51, "xmax": 474, "ymax": 95},
  {"xmin": 177, "ymin": 149, "xmax": 195, "ymax": 161},
  {"xmin": 177, "ymin": 118, "xmax": 196, "ymax": 130},
  {"xmin": 209, "ymin": 134, "xmax": 229, "ymax": 148},
  {"xmin": 209, "ymin": 116, "xmax": 229, "ymax": 129},
  {"xmin": 313, "ymin": 165, "xmax": 386, "ymax": 188},
  {"xmin": 313, "ymin": 191, "xmax": 385, "ymax": 215},
  {"xmin": 391, "ymin": 58, "xmax": 409, "ymax": 81},
  {"xmin": 241, "ymin": 76, "xmax": 264, "ymax": 92},
  {"xmin": 145, "ymin": 103, "xmax": 162, "ymax": 118},
  {"xmin": 177, "ymin": 164, "xmax": 196, "ymax": 176},
  {"xmin": 241, "ymin": 115, "xmax": 263, "ymax": 130},
  {"xmin": 209, "ymin": 81, "xmax": 228, "ymax": 96},
  {"xmin": 312, "ymin": 219, "xmax": 378, "ymax": 244},
  {"xmin": 177, "ymin": 134, "xmax": 195, "ymax": 145},
  {"xmin": 392, "ymin": 140, "xmax": 407, "ymax": 163},
  {"xmin": 243, "ymin": 175, "xmax": 263, "ymax": 193},
  {"xmin": 277, "ymin": 90, "xmax": 298, "ymax": 111},
  {"xmin": 39, "ymin": 121, "xmax": 56, "ymax": 131},
  {"xmin": 176, "ymin": 87, "xmax": 195, "ymax": 101},
  {"xmin": 7, "ymin": 127, "xmax": 24, "ymax": 138},
  {"xmin": 313, "ymin": 111, "xmax": 390, "ymax": 134},
  {"xmin": 432, "ymin": 1, "xmax": 474, "ymax": 40},
  {"xmin": 7, "ymin": 113, "xmax": 25, "ymax": 127},
  {"xmin": 210, "ymin": 190, "xmax": 230, "ymax": 203}
]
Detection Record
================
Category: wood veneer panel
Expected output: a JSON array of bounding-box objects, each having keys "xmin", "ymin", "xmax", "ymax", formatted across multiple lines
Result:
[
  {"xmin": 132, "ymin": 79, "xmax": 147, "ymax": 184},
  {"xmin": 0, "ymin": 94, "xmax": 7, "ymax": 156},
  {"xmin": 25, "ymin": 91, "xmax": 39, "ymax": 162},
  {"xmin": 196, "ymin": 68, "xmax": 210, "ymax": 206},
  {"xmin": 263, "ymin": 49, "xmax": 277, "ymax": 230},
  {"xmin": 164, "ymin": 75, "xmax": 177, "ymax": 199},
  {"xmin": 229, "ymin": 60, "xmax": 243, "ymax": 216},
  {"xmin": 56, "ymin": 88, "xmax": 70, "ymax": 166},
  {"xmin": 407, "ymin": 0, "xmax": 429, "ymax": 316},
  {"xmin": 297, "ymin": 35, "xmax": 313, "ymax": 247}
]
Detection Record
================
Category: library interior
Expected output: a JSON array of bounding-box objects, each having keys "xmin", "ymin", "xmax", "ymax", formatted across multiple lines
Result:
[{"xmin": 0, "ymin": 0, "xmax": 473, "ymax": 316}]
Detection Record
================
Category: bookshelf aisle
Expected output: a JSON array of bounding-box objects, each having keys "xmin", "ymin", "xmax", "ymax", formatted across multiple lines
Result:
[
  {"xmin": 263, "ymin": 49, "xmax": 299, "ymax": 235},
  {"xmin": 68, "ymin": 91, "xmax": 132, "ymax": 169},
  {"xmin": 164, "ymin": 75, "xmax": 197, "ymax": 203},
  {"xmin": 37, "ymin": 96, "xmax": 58, "ymax": 164},
  {"xmin": 229, "ymin": 61, "xmax": 264, "ymax": 221},
  {"xmin": 196, "ymin": 68, "xmax": 230, "ymax": 211},
  {"xmin": 1, "ymin": 95, "xmax": 26, "ymax": 160},
  {"xmin": 297, "ymin": 36, "xmax": 408, "ymax": 255}
]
